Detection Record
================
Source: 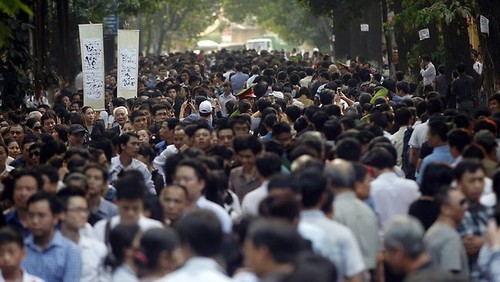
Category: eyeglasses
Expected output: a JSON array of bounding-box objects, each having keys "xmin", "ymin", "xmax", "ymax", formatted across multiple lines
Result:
[
  {"xmin": 34, "ymin": 126, "xmax": 42, "ymax": 131},
  {"xmin": 29, "ymin": 151, "xmax": 40, "ymax": 157}
]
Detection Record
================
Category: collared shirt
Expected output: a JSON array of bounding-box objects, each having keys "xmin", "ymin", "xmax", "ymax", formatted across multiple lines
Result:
[
  {"xmin": 228, "ymin": 166, "xmax": 261, "ymax": 201},
  {"xmin": 458, "ymin": 200, "xmax": 493, "ymax": 281},
  {"xmin": 153, "ymin": 144, "xmax": 179, "ymax": 183},
  {"xmin": 241, "ymin": 181, "xmax": 269, "ymax": 216},
  {"xmin": 111, "ymin": 264, "xmax": 138, "ymax": 282},
  {"xmin": 370, "ymin": 171, "xmax": 420, "ymax": 230},
  {"xmin": 424, "ymin": 222, "xmax": 469, "ymax": 278},
  {"xmin": 451, "ymin": 73, "xmax": 476, "ymax": 102},
  {"xmin": 158, "ymin": 257, "xmax": 232, "ymax": 282},
  {"xmin": 109, "ymin": 156, "xmax": 156, "ymax": 194},
  {"xmin": 5, "ymin": 210, "xmax": 30, "ymax": 237},
  {"xmin": 96, "ymin": 197, "xmax": 118, "ymax": 219},
  {"xmin": 0, "ymin": 270, "xmax": 44, "ymax": 282},
  {"xmin": 0, "ymin": 165, "xmax": 14, "ymax": 192},
  {"xmin": 218, "ymin": 93, "xmax": 236, "ymax": 117},
  {"xmin": 333, "ymin": 192, "xmax": 379, "ymax": 270},
  {"xmin": 79, "ymin": 235, "xmax": 109, "ymax": 282},
  {"xmin": 299, "ymin": 210, "xmax": 365, "ymax": 282},
  {"xmin": 155, "ymin": 140, "xmax": 168, "ymax": 153},
  {"xmin": 231, "ymin": 71, "xmax": 249, "ymax": 94},
  {"xmin": 409, "ymin": 121, "xmax": 429, "ymax": 149},
  {"xmin": 22, "ymin": 230, "xmax": 82, "ymax": 282},
  {"xmin": 417, "ymin": 145, "xmax": 455, "ymax": 184},
  {"xmin": 195, "ymin": 196, "xmax": 232, "ymax": 234},
  {"xmin": 391, "ymin": 125, "xmax": 408, "ymax": 167},
  {"xmin": 93, "ymin": 215, "xmax": 163, "ymax": 243},
  {"xmin": 420, "ymin": 62, "xmax": 436, "ymax": 86}
]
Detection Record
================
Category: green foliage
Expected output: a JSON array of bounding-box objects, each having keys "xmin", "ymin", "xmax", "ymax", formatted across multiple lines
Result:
[
  {"xmin": 0, "ymin": 16, "xmax": 33, "ymax": 110},
  {"xmin": 222, "ymin": 0, "xmax": 332, "ymax": 50},
  {"xmin": 0, "ymin": 0, "xmax": 32, "ymax": 47}
]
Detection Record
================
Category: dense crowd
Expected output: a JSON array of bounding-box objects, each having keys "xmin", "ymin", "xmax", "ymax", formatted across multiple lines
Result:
[{"xmin": 0, "ymin": 48, "xmax": 499, "ymax": 282}]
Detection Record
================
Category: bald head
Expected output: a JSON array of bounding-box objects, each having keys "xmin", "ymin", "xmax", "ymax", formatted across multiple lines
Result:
[{"xmin": 324, "ymin": 159, "xmax": 356, "ymax": 189}]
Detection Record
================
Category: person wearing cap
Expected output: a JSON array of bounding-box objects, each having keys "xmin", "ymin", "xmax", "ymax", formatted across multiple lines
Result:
[
  {"xmin": 68, "ymin": 124, "xmax": 87, "ymax": 149},
  {"xmin": 218, "ymin": 81, "xmax": 236, "ymax": 118}
]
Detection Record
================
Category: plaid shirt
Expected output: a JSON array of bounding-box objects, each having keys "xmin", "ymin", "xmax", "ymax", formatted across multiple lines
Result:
[
  {"xmin": 22, "ymin": 230, "xmax": 82, "ymax": 282},
  {"xmin": 457, "ymin": 200, "xmax": 493, "ymax": 281}
]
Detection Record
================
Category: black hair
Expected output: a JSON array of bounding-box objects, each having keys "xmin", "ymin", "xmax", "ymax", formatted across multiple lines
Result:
[
  {"xmin": 56, "ymin": 187, "xmax": 87, "ymax": 210},
  {"xmin": 175, "ymin": 210, "xmax": 222, "ymax": 257},
  {"xmin": 0, "ymin": 226, "xmax": 24, "ymax": 248},
  {"xmin": 115, "ymin": 170, "xmax": 147, "ymax": 200},
  {"xmin": 428, "ymin": 119, "xmax": 449, "ymax": 142},
  {"xmin": 295, "ymin": 169, "xmax": 326, "ymax": 208},
  {"xmin": 27, "ymin": 191, "xmax": 63, "ymax": 215},
  {"xmin": 335, "ymin": 137, "xmax": 361, "ymax": 161},
  {"xmin": 134, "ymin": 227, "xmax": 179, "ymax": 270},
  {"xmin": 83, "ymin": 163, "xmax": 109, "ymax": 183},
  {"xmin": 256, "ymin": 152, "xmax": 282, "ymax": 178},
  {"xmin": 233, "ymin": 135, "xmax": 262, "ymax": 155},
  {"xmin": 363, "ymin": 147, "xmax": 396, "ymax": 169},
  {"xmin": 248, "ymin": 219, "xmax": 303, "ymax": 263},
  {"xmin": 454, "ymin": 158, "xmax": 485, "ymax": 180},
  {"xmin": 420, "ymin": 163, "xmax": 455, "ymax": 196},
  {"xmin": 1, "ymin": 168, "xmax": 44, "ymax": 203},
  {"xmin": 448, "ymin": 129, "xmax": 472, "ymax": 153},
  {"xmin": 106, "ymin": 224, "xmax": 140, "ymax": 270}
]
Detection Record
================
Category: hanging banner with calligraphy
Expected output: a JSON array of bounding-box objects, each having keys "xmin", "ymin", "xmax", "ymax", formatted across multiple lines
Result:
[
  {"xmin": 117, "ymin": 30, "xmax": 140, "ymax": 99},
  {"xmin": 79, "ymin": 24, "xmax": 105, "ymax": 110}
]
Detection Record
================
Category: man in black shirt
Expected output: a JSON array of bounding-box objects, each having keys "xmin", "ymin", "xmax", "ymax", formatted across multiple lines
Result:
[{"xmin": 451, "ymin": 62, "xmax": 476, "ymax": 116}]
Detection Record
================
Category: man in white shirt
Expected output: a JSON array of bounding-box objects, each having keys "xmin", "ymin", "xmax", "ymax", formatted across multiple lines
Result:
[
  {"xmin": 109, "ymin": 132, "xmax": 156, "ymax": 194},
  {"xmin": 391, "ymin": 107, "xmax": 413, "ymax": 168},
  {"xmin": 364, "ymin": 147, "xmax": 420, "ymax": 230},
  {"xmin": 94, "ymin": 170, "xmax": 163, "ymax": 243},
  {"xmin": 158, "ymin": 210, "xmax": 232, "ymax": 282},
  {"xmin": 218, "ymin": 81, "xmax": 236, "ymax": 118},
  {"xmin": 297, "ymin": 167, "xmax": 366, "ymax": 282},
  {"xmin": 299, "ymin": 68, "xmax": 314, "ymax": 88},
  {"xmin": 153, "ymin": 127, "xmax": 187, "ymax": 183},
  {"xmin": 174, "ymin": 159, "xmax": 232, "ymax": 233},
  {"xmin": 420, "ymin": 54, "xmax": 436, "ymax": 87},
  {"xmin": 58, "ymin": 188, "xmax": 108, "ymax": 282}
]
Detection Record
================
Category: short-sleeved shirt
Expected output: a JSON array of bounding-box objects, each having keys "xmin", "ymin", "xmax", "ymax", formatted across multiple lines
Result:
[
  {"xmin": 22, "ymin": 231, "xmax": 82, "ymax": 282},
  {"xmin": 424, "ymin": 222, "xmax": 469, "ymax": 278},
  {"xmin": 228, "ymin": 166, "xmax": 261, "ymax": 201}
]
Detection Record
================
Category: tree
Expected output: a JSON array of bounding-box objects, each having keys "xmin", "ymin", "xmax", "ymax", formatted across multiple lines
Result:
[{"xmin": 222, "ymin": 0, "xmax": 332, "ymax": 51}]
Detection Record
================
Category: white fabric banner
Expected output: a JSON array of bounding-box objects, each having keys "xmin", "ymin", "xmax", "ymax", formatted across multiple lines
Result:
[
  {"xmin": 117, "ymin": 30, "xmax": 140, "ymax": 99},
  {"xmin": 79, "ymin": 24, "xmax": 105, "ymax": 110}
]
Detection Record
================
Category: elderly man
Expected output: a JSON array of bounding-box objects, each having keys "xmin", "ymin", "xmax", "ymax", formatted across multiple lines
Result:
[
  {"xmin": 327, "ymin": 160, "xmax": 379, "ymax": 276},
  {"xmin": 384, "ymin": 216, "xmax": 457, "ymax": 281}
]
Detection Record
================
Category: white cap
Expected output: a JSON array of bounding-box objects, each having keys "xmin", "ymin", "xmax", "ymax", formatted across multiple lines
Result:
[{"xmin": 199, "ymin": 100, "xmax": 213, "ymax": 114}]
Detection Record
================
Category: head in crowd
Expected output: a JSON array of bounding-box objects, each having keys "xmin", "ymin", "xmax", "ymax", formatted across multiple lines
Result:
[
  {"xmin": 244, "ymin": 219, "xmax": 304, "ymax": 278},
  {"xmin": 384, "ymin": 215, "xmax": 426, "ymax": 275}
]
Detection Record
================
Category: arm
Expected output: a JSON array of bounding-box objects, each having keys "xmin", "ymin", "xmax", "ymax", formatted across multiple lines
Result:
[{"xmin": 409, "ymin": 147, "xmax": 420, "ymax": 166}]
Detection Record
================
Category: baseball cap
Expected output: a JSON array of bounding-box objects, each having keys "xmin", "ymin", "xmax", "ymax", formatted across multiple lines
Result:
[
  {"xmin": 199, "ymin": 100, "xmax": 213, "ymax": 114},
  {"xmin": 69, "ymin": 124, "xmax": 87, "ymax": 134}
]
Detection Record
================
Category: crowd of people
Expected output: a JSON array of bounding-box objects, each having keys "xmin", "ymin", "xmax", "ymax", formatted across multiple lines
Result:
[{"xmin": 0, "ymin": 47, "xmax": 499, "ymax": 282}]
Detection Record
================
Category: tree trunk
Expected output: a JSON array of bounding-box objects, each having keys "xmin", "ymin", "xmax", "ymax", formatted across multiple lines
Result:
[
  {"xmin": 442, "ymin": 16, "xmax": 475, "ymax": 79},
  {"xmin": 476, "ymin": 0, "xmax": 500, "ymax": 93}
]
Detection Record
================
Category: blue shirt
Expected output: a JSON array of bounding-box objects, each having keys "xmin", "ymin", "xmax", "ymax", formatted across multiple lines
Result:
[
  {"xmin": 5, "ymin": 211, "xmax": 30, "ymax": 237},
  {"xmin": 417, "ymin": 145, "xmax": 455, "ymax": 184},
  {"xmin": 22, "ymin": 230, "xmax": 82, "ymax": 282}
]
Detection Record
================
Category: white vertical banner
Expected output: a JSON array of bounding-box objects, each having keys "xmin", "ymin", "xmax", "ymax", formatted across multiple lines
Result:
[
  {"xmin": 117, "ymin": 30, "xmax": 140, "ymax": 99},
  {"xmin": 79, "ymin": 24, "xmax": 105, "ymax": 110}
]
